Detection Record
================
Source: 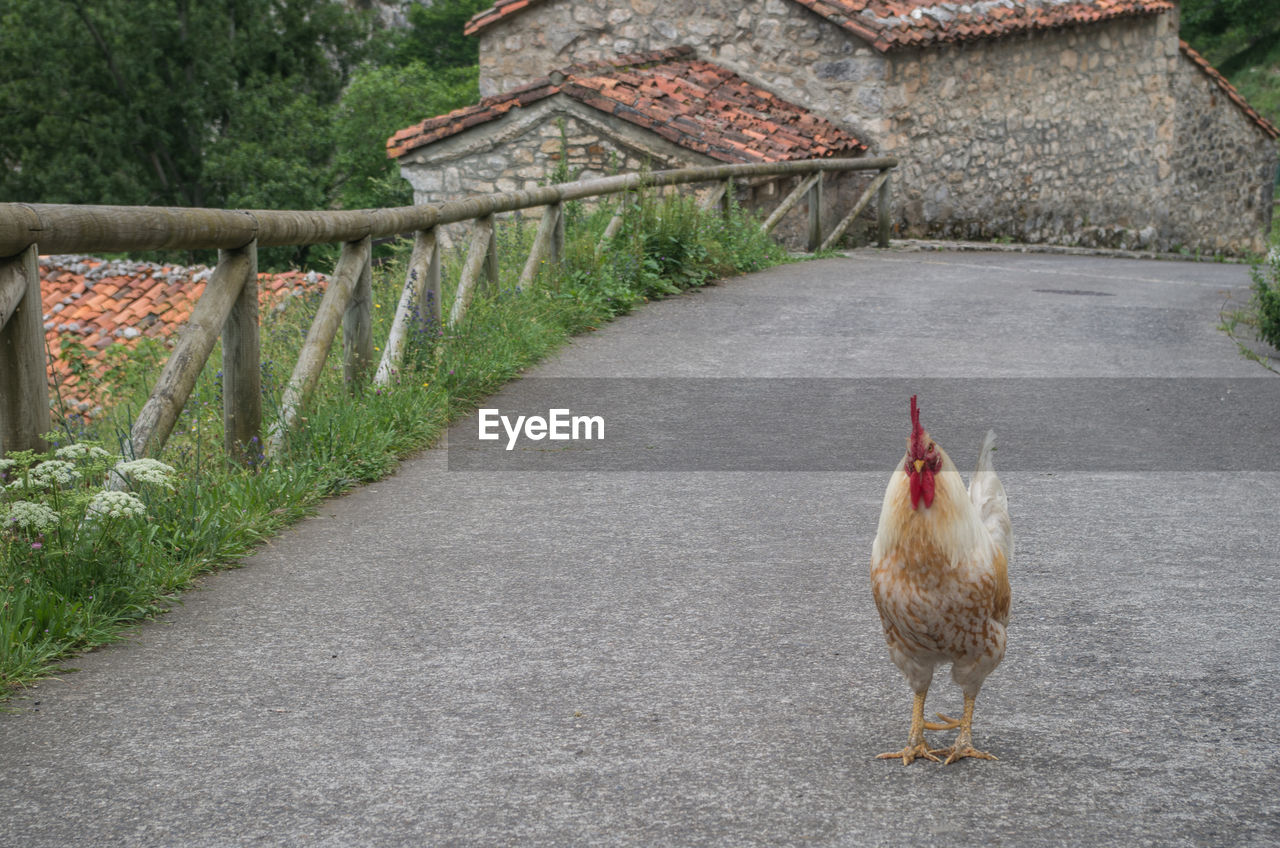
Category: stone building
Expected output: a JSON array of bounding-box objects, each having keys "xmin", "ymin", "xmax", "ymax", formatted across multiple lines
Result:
[
  {"xmin": 391, "ymin": 0, "xmax": 1278, "ymax": 254},
  {"xmin": 388, "ymin": 47, "xmax": 876, "ymax": 247}
]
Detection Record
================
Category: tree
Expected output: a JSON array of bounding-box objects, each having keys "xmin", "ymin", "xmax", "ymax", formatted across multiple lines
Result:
[
  {"xmin": 1180, "ymin": 0, "xmax": 1280, "ymax": 75},
  {"xmin": 330, "ymin": 0, "xmax": 490, "ymax": 211},
  {"xmin": 331, "ymin": 62, "xmax": 477, "ymax": 211},
  {"xmin": 383, "ymin": 0, "xmax": 491, "ymax": 71},
  {"xmin": 0, "ymin": 0, "xmax": 372, "ymax": 209}
]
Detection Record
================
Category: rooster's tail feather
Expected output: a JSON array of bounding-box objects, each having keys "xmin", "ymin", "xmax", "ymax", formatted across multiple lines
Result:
[{"xmin": 970, "ymin": 430, "xmax": 1012, "ymax": 562}]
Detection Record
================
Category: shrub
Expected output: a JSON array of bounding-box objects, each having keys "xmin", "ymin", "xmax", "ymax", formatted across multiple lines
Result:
[{"xmin": 1253, "ymin": 248, "xmax": 1280, "ymax": 350}]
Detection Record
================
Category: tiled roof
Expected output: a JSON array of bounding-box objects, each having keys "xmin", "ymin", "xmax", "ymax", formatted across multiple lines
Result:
[
  {"xmin": 388, "ymin": 47, "xmax": 867, "ymax": 162},
  {"xmin": 464, "ymin": 0, "xmax": 1174, "ymax": 49},
  {"xmin": 40, "ymin": 256, "xmax": 326, "ymax": 417},
  {"xmin": 463, "ymin": 0, "xmax": 539, "ymax": 36},
  {"xmin": 1179, "ymin": 41, "xmax": 1279, "ymax": 140},
  {"xmin": 786, "ymin": 0, "xmax": 1173, "ymax": 51}
]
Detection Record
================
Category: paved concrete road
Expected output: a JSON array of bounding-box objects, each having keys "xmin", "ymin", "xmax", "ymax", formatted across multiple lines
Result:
[{"xmin": 2, "ymin": 251, "xmax": 1278, "ymax": 846}]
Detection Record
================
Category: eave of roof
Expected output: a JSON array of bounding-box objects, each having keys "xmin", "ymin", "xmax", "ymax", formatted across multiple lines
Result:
[
  {"xmin": 387, "ymin": 46, "xmax": 867, "ymax": 163},
  {"xmin": 788, "ymin": 0, "xmax": 1175, "ymax": 51},
  {"xmin": 1179, "ymin": 41, "xmax": 1279, "ymax": 140}
]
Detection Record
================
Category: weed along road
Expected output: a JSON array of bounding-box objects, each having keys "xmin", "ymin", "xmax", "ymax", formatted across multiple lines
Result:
[{"xmin": 3, "ymin": 250, "xmax": 1279, "ymax": 846}]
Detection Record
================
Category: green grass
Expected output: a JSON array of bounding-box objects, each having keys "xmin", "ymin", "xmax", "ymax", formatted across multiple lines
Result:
[
  {"xmin": 0, "ymin": 189, "xmax": 788, "ymax": 694},
  {"xmin": 1218, "ymin": 219, "xmax": 1280, "ymax": 372}
]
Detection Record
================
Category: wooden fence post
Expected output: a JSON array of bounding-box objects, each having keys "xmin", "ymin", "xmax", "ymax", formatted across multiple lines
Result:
[
  {"xmin": 877, "ymin": 168, "xmax": 892, "ymax": 247},
  {"xmin": 126, "ymin": 246, "xmax": 256, "ymax": 459},
  {"xmin": 819, "ymin": 168, "xmax": 893, "ymax": 253},
  {"xmin": 551, "ymin": 203, "xmax": 565, "ymax": 266},
  {"xmin": 343, "ymin": 236, "xmax": 374, "ymax": 389},
  {"xmin": 760, "ymin": 172, "xmax": 821, "ymax": 236},
  {"xmin": 0, "ymin": 245, "xmax": 50, "ymax": 455},
  {"xmin": 481, "ymin": 215, "xmax": 499, "ymax": 293},
  {"xmin": 698, "ymin": 181, "xmax": 727, "ymax": 216},
  {"xmin": 448, "ymin": 215, "xmax": 496, "ymax": 327},
  {"xmin": 807, "ymin": 174, "xmax": 825, "ymax": 252},
  {"xmin": 596, "ymin": 196, "xmax": 627, "ymax": 257},
  {"xmin": 423, "ymin": 229, "xmax": 442, "ymax": 327},
  {"xmin": 267, "ymin": 235, "xmax": 373, "ymax": 456},
  {"xmin": 220, "ymin": 241, "xmax": 262, "ymax": 465},
  {"xmin": 520, "ymin": 204, "xmax": 563, "ymax": 287},
  {"xmin": 375, "ymin": 228, "xmax": 440, "ymax": 386}
]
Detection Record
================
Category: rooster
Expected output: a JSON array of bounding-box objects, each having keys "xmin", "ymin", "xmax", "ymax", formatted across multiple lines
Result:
[{"xmin": 870, "ymin": 396, "xmax": 1012, "ymax": 765}]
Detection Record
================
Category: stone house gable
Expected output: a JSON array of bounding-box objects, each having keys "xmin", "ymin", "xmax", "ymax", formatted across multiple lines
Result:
[
  {"xmin": 389, "ymin": 46, "xmax": 866, "ymax": 167},
  {"xmin": 442, "ymin": 0, "xmax": 1277, "ymax": 253},
  {"xmin": 391, "ymin": 47, "xmax": 871, "ymax": 248}
]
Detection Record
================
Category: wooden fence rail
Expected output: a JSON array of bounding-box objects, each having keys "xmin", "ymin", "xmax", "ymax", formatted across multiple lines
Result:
[{"xmin": 0, "ymin": 156, "xmax": 896, "ymax": 459}]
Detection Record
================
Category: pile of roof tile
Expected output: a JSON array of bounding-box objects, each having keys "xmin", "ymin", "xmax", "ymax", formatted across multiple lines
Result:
[{"xmin": 39, "ymin": 256, "xmax": 326, "ymax": 418}]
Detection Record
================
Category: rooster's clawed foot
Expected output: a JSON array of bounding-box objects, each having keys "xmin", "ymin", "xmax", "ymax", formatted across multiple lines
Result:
[
  {"xmin": 929, "ymin": 743, "xmax": 998, "ymax": 765},
  {"xmin": 876, "ymin": 743, "xmax": 941, "ymax": 766}
]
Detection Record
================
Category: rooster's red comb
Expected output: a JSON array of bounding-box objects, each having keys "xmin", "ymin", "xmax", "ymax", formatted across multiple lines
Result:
[{"xmin": 909, "ymin": 395, "xmax": 927, "ymax": 455}]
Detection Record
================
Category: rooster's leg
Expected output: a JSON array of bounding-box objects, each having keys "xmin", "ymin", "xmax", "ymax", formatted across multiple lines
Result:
[
  {"xmin": 876, "ymin": 691, "xmax": 940, "ymax": 765},
  {"xmin": 929, "ymin": 694, "xmax": 997, "ymax": 764}
]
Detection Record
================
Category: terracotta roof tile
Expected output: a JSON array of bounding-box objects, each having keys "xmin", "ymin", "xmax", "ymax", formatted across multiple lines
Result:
[
  {"xmin": 464, "ymin": 0, "xmax": 1173, "ymax": 47},
  {"xmin": 784, "ymin": 0, "xmax": 1174, "ymax": 50},
  {"xmin": 1179, "ymin": 40, "xmax": 1279, "ymax": 140},
  {"xmin": 388, "ymin": 46, "xmax": 866, "ymax": 163},
  {"xmin": 387, "ymin": 78, "xmax": 561, "ymax": 158},
  {"xmin": 39, "ymin": 256, "xmax": 326, "ymax": 418}
]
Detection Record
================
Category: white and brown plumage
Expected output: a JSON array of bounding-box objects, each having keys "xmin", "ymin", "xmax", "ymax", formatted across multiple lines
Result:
[{"xmin": 870, "ymin": 396, "xmax": 1012, "ymax": 765}]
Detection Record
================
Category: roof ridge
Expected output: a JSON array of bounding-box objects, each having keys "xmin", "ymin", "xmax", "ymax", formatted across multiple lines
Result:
[
  {"xmin": 386, "ymin": 77, "xmax": 562, "ymax": 158},
  {"xmin": 555, "ymin": 46, "xmax": 695, "ymax": 80},
  {"xmin": 1178, "ymin": 40, "xmax": 1279, "ymax": 140}
]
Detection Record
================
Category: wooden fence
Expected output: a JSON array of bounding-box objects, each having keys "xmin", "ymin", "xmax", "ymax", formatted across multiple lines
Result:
[{"xmin": 0, "ymin": 157, "xmax": 896, "ymax": 460}]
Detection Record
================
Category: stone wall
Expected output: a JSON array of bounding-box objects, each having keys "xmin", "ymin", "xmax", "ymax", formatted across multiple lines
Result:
[
  {"xmin": 1170, "ymin": 52, "xmax": 1277, "ymax": 255},
  {"xmin": 880, "ymin": 14, "xmax": 1182, "ymax": 249},
  {"xmin": 467, "ymin": 1, "xmax": 1275, "ymax": 253},
  {"xmin": 477, "ymin": 0, "xmax": 888, "ymax": 141},
  {"xmin": 396, "ymin": 95, "xmax": 875, "ymax": 250},
  {"xmin": 398, "ymin": 100, "xmax": 673, "ymax": 208}
]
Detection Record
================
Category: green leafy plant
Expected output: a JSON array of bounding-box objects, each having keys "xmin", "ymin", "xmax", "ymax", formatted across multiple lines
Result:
[{"xmin": 1251, "ymin": 248, "xmax": 1280, "ymax": 350}]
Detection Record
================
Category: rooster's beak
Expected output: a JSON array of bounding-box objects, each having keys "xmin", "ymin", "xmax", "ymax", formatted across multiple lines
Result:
[{"xmin": 913, "ymin": 459, "xmax": 925, "ymax": 474}]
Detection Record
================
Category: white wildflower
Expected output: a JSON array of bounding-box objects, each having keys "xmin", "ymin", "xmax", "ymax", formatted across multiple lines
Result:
[
  {"xmin": 4, "ymin": 500, "xmax": 59, "ymax": 533},
  {"xmin": 28, "ymin": 460, "xmax": 79, "ymax": 488},
  {"xmin": 0, "ymin": 458, "xmax": 16, "ymax": 472},
  {"xmin": 55, "ymin": 443, "xmax": 114, "ymax": 462},
  {"xmin": 85, "ymin": 491, "xmax": 148, "ymax": 521},
  {"xmin": 114, "ymin": 459, "xmax": 176, "ymax": 488}
]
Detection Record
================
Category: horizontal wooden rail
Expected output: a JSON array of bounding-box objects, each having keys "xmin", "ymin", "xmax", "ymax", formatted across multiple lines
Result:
[
  {"xmin": 1, "ymin": 156, "xmax": 897, "ymax": 458},
  {"xmin": 0, "ymin": 158, "xmax": 896, "ymax": 256}
]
